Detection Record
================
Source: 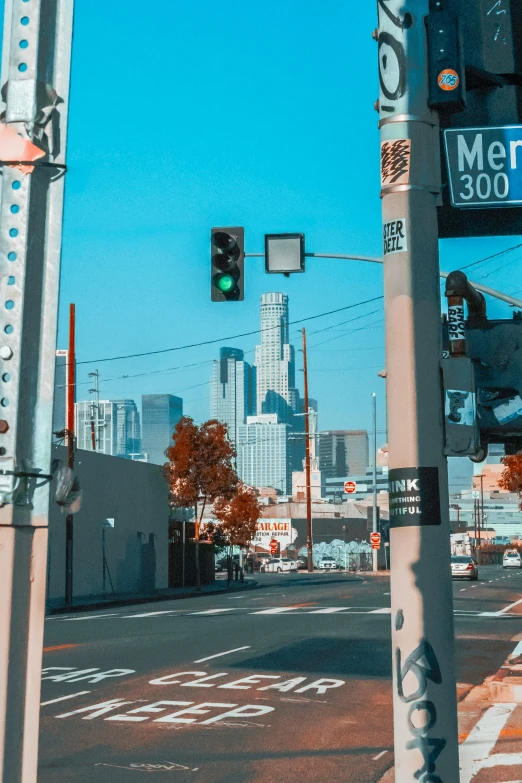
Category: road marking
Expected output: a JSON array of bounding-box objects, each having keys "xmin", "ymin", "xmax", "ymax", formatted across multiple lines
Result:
[
  {"xmin": 510, "ymin": 640, "xmax": 522, "ymax": 659},
  {"xmin": 189, "ymin": 609, "xmax": 239, "ymax": 615},
  {"xmin": 63, "ymin": 614, "xmax": 119, "ymax": 621},
  {"xmin": 489, "ymin": 580, "xmax": 494, "ymax": 583},
  {"xmin": 307, "ymin": 608, "xmax": 349, "ymax": 614},
  {"xmin": 43, "ymin": 644, "xmax": 80, "ymax": 652},
  {"xmin": 383, "ymin": 592, "xmax": 390, "ymax": 595},
  {"xmin": 123, "ymin": 611, "xmax": 179, "ymax": 618},
  {"xmin": 194, "ymin": 646, "xmax": 251, "ymax": 663},
  {"xmin": 41, "ymin": 691, "xmax": 91, "ymax": 706},
  {"xmin": 253, "ymin": 607, "xmax": 299, "ymax": 614},
  {"xmin": 492, "ymin": 597, "xmax": 522, "ymax": 617},
  {"xmin": 369, "ymin": 608, "xmax": 392, "ymax": 614},
  {"xmin": 459, "ymin": 703, "xmax": 517, "ymax": 783},
  {"xmin": 460, "ymin": 589, "xmax": 467, "ymax": 592},
  {"xmin": 373, "ymin": 750, "xmax": 388, "ymax": 761}
]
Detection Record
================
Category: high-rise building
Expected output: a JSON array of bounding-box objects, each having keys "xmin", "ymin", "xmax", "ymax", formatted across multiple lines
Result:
[
  {"xmin": 238, "ymin": 414, "xmax": 290, "ymax": 495},
  {"xmin": 318, "ymin": 430, "xmax": 369, "ymax": 479},
  {"xmin": 142, "ymin": 394, "xmax": 183, "ymax": 465},
  {"xmin": 254, "ymin": 293, "xmax": 299, "ymax": 424},
  {"xmin": 210, "ymin": 347, "xmax": 255, "ymax": 447},
  {"xmin": 52, "ymin": 349, "xmax": 69, "ymax": 442},
  {"xmin": 75, "ymin": 399, "xmax": 141, "ymax": 458}
]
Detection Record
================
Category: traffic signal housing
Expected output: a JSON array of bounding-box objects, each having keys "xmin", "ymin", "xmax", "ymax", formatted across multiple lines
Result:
[{"xmin": 211, "ymin": 227, "xmax": 244, "ymax": 302}]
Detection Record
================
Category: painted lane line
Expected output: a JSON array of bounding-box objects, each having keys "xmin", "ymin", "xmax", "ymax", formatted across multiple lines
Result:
[
  {"xmin": 63, "ymin": 613, "xmax": 120, "ymax": 621},
  {"xmin": 122, "ymin": 611, "xmax": 180, "ymax": 618},
  {"xmin": 460, "ymin": 589, "xmax": 467, "ymax": 592},
  {"xmin": 43, "ymin": 644, "xmax": 80, "ymax": 652},
  {"xmin": 189, "ymin": 608, "xmax": 239, "ymax": 615},
  {"xmin": 194, "ymin": 646, "xmax": 251, "ymax": 663},
  {"xmin": 369, "ymin": 608, "xmax": 392, "ymax": 614},
  {"xmin": 41, "ymin": 691, "xmax": 91, "ymax": 707},
  {"xmin": 489, "ymin": 580, "xmax": 494, "ymax": 583},
  {"xmin": 307, "ymin": 608, "xmax": 350, "ymax": 614},
  {"xmin": 252, "ymin": 607, "xmax": 300, "ymax": 614},
  {"xmin": 459, "ymin": 703, "xmax": 517, "ymax": 783},
  {"xmin": 373, "ymin": 750, "xmax": 388, "ymax": 761}
]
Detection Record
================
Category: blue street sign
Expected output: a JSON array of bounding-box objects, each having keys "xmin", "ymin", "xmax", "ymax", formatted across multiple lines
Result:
[{"xmin": 444, "ymin": 125, "xmax": 522, "ymax": 208}]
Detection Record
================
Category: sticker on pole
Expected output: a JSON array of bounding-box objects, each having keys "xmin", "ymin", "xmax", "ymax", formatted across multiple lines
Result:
[
  {"xmin": 438, "ymin": 69, "xmax": 459, "ymax": 91},
  {"xmin": 388, "ymin": 468, "xmax": 441, "ymax": 528},
  {"xmin": 370, "ymin": 532, "xmax": 381, "ymax": 549},
  {"xmin": 344, "ymin": 481, "xmax": 356, "ymax": 494},
  {"xmin": 445, "ymin": 390, "xmax": 476, "ymax": 426},
  {"xmin": 383, "ymin": 219, "xmax": 407, "ymax": 256},
  {"xmin": 448, "ymin": 304, "xmax": 465, "ymax": 341},
  {"xmin": 380, "ymin": 139, "xmax": 411, "ymax": 187}
]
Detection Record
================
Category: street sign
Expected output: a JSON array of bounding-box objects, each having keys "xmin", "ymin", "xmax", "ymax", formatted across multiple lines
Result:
[
  {"xmin": 370, "ymin": 532, "xmax": 381, "ymax": 549},
  {"xmin": 444, "ymin": 125, "xmax": 522, "ymax": 208},
  {"xmin": 344, "ymin": 481, "xmax": 357, "ymax": 494},
  {"xmin": 269, "ymin": 539, "xmax": 278, "ymax": 554}
]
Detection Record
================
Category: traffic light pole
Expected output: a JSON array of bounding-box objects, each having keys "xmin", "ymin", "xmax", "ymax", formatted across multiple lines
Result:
[
  {"xmin": 377, "ymin": 1, "xmax": 460, "ymax": 781},
  {"xmin": 301, "ymin": 328, "xmax": 313, "ymax": 573},
  {"xmin": 0, "ymin": 1, "xmax": 74, "ymax": 781}
]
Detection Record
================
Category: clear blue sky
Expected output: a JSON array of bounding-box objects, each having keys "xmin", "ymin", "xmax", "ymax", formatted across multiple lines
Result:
[{"xmin": 41, "ymin": 1, "xmax": 521, "ymax": 441}]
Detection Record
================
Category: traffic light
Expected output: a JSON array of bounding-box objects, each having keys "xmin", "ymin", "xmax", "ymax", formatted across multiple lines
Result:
[
  {"xmin": 425, "ymin": 9, "xmax": 466, "ymax": 113},
  {"xmin": 211, "ymin": 227, "xmax": 244, "ymax": 302}
]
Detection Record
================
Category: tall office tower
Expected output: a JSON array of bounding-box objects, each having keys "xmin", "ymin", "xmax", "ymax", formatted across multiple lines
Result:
[
  {"xmin": 210, "ymin": 347, "xmax": 255, "ymax": 448},
  {"xmin": 115, "ymin": 400, "xmax": 141, "ymax": 456},
  {"xmin": 75, "ymin": 399, "xmax": 141, "ymax": 458},
  {"xmin": 238, "ymin": 414, "xmax": 290, "ymax": 495},
  {"xmin": 142, "ymin": 394, "xmax": 183, "ymax": 465},
  {"xmin": 52, "ymin": 349, "xmax": 69, "ymax": 442},
  {"xmin": 254, "ymin": 293, "xmax": 299, "ymax": 424},
  {"xmin": 318, "ymin": 430, "xmax": 369, "ymax": 479}
]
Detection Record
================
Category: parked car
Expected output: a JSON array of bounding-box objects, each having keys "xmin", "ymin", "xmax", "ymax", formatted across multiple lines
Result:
[
  {"xmin": 450, "ymin": 555, "xmax": 478, "ymax": 580},
  {"xmin": 296, "ymin": 556, "xmax": 308, "ymax": 570},
  {"xmin": 265, "ymin": 557, "xmax": 297, "ymax": 573},
  {"xmin": 246, "ymin": 553, "xmax": 272, "ymax": 572},
  {"xmin": 503, "ymin": 550, "xmax": 522, "ymax": 568},
  {"xmin": 317, "ymin": 556, "xmax": 337, "ymax": 570}
]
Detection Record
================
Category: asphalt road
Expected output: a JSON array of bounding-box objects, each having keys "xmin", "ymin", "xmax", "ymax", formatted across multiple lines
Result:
[{"xmin": 39, "ymin": 564, "xmax": 522, "ymax": 783}]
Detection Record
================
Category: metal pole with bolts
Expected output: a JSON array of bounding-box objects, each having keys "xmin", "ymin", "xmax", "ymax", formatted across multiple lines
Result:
[
  {"xmin": 0, "ymin": 1, "xmax": 75, "ymax": 780},
  {"xmin": 65, "ymin": 303, "xmax": 75, "ymax": 606},
  {"xmin": 301, "ymin": 328, "xmax": 313, "ymax": 573},
  {"xmin": 372, "ymin": 392, "xmax": 378, "ymax": 572},
  {"xmin": 377, "ymin": 1, "xmax": 460, "ymax": 780}
]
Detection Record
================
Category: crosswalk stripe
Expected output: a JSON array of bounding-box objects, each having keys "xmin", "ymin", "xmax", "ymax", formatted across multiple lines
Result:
[
  {"xmin": 189, "ymin": 608, "xmax": 238, "ymax": 615},
  {"xmin": 307, "ymin": 608, "xmax": 350, "ymax": 614},
  {"xmin": 252, "ymin": 607, "xmax": 299, "ymax": 614},
  {"xmin": 369, "ymin": 608, "xmax": 392, "ymax": 614}
]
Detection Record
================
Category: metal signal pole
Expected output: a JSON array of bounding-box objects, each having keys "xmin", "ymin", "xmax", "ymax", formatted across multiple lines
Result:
[
  {"xmin": 377, "ymin": 1, "xmax": 460, "ymax": 781},
  {"xmin": 0, "ymin": 1, "xmax": 74, "ymax": 780},
  {"xmin": 372, "ymin": 392, "xmax": 378, "ymax": 572},
  {"xmin": 301, "ymin": 328, "xmax": 313, "ymax": 573}
]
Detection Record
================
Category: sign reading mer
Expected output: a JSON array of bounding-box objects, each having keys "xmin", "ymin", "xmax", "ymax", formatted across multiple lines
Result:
[{"xmin": 444, "ymin": 125, "xmax": 522, "ymax": 208}]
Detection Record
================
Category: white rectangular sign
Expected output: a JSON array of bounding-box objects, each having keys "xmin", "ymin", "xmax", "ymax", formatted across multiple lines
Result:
[{"xmin": 383, "ymin": 219, "xmax": 407, "ymax": 256}]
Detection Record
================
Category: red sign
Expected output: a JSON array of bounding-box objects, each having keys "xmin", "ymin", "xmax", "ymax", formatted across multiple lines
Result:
[
  {"xmin": 344, "ymin": 481, "xmax": 356, "ymax": 494},
  {"xmin": 270, "ymin": 539, "xmax": 278, "ymax": 554},
  {"xmin": 370, "ymin": 532, "xmax": 381, "ymax": 549}
]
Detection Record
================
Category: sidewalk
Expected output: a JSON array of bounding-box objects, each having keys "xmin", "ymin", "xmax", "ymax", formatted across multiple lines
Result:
[
  {"xmin": 379, "ymin": 635, "xmax": 522, "ymax": 783},
  {"xmin": 46, "ymin": 575, "xmax": 258, "ymax": 615}
]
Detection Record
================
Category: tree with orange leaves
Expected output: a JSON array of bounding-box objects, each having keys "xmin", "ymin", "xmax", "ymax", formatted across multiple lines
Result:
[
  {"xmin": 499, "ymin": 454, "xmax": 522, "ymax": 510},
  {"xmin": 165, "ymin": 416, "xmax": 238, "ymax": 590},
  {"xmin": 214, "ymin": 483, "xmax": 262, "ymax": 582}
]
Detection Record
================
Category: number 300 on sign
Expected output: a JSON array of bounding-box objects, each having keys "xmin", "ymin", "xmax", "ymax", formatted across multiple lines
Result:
[{"xmin": 459, "ymin": 172, "xmax": 509, "ymax": 201}]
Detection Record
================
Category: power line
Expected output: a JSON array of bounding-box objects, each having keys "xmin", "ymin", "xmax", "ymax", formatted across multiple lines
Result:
[
  {"xmin": 456, "ymin": 242, "xmax": 522, "ymax": 273},
  {"xmin": 76, "ymin": 295, "xmax": 384, "ymax": 366}
]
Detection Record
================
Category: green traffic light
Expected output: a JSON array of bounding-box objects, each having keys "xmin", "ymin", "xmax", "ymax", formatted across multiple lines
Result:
[{"xmin": 216, "ymin": 274, "xmax": 234, "ymax": 293}]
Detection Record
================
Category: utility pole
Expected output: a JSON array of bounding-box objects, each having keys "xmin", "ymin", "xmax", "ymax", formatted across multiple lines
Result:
[
  {"xmin": 0, "ymin": 2, "xmax": 75, "ymax": 781},
  {"xmin": 301, "ymin": 328, "xmax": 313, "ymax": 573},
  {"xmin": 88, "ymin": 369, "xmax": 100, "ymax": 451},
  {"xmin": 371, "ymin": 392, "xmax": 378, "ymax": 572},
  {"xmin": 479, "ymin": 472, "xmax": 484, "ymax": 552},
  {"xmin": 377, "ymin": 1, "xmax": 460, "ymax": 781},
  {"xmin": 65, "ymin": 304, "xmax": 75, "ymax": 606}
]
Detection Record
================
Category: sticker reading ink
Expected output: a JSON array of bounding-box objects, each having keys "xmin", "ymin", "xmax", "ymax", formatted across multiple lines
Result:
[
  {"xmin": 383, "ymin": 219, "xmax": 407, "ymax": 256},
  {"xmin": 388, "ymin": 468, "xmax": 441, "ymax": 528},
  {"xmin": 438, "ymin": 69, "xmax": 459, "ymax": 91}
]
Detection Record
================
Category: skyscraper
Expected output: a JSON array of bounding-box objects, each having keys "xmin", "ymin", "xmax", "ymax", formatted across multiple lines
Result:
[
  {"xmin": 238, "ymin": 414, "xmax": 290, "ymax": 494},
  {"xmin": 254, "ymin": 293, "xmax": 299, "ymax": 423},
  {"xmin": 210, "ymin": 347, "xmax": 255, "ymax": 448},
  {"xmin": 75, "ymin": 399, "xmax": 141, "ymax": 458},
  {"xmin": 141, "ymin": 394, "xmax": 183, "ymax": 465},
  {"xmin": 318, "ymin": 430, "xmax": 369, "ymax": 479}
]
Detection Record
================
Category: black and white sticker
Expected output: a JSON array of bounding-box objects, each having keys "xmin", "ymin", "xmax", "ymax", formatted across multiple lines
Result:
[
  {"xmin": 388, "ymin": 468, "xmax": 441, "ymax": 528},
  {"xmin": 383, "ymin": 219, "xmax": 407, "ymax": 256},
  {"xmin": 445, "ymin": 390, "xmax": 476, "ymax": 426},
  {"xmin": 448, "ymin": 305, "xmax": 465, "ymax": 341}
]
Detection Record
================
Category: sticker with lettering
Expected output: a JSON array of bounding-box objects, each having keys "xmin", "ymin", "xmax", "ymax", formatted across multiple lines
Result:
[
  {"xmin": 388, "ymin": 468, "xmax": 441, "ymax": 528},
  {"xmin": 383, "ymin": 218, "xmax": 407, "ymax": 256},
  {"xmin": 448, "ymin": 304, "xmax": 465, "ymax": 341}
]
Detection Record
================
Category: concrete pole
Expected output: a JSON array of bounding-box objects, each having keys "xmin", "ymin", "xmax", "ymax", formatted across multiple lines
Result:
[
  {"xmin": 301, "ymin": 328, "xmax": 313, "ymax": 572},
  {"xmin": 0, "ymin": 2, "xmax": 74, "ymax": 780},
  {"xmin": 377, "ymin": 1, "xmax": 460, "ymax": 781},
  {"xmin": 65, "ymin": 303, "xmax": 75, "ymax": 606},
  {"xmin": 372, "ymin": 392, "xmax": 378, "ymax": 571}
]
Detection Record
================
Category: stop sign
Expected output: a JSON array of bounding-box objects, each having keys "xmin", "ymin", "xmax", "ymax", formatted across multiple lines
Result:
[
  {"xmin": 370, "ymin": 532, "xmax": 381, "ymax": 549},
  {"xmin": 344, "ymin": 481, "xmax": 356, "ymax": 494},
  {"xmin": 270, "ymin": 538, "xmax": 278, "ymax": 554}
]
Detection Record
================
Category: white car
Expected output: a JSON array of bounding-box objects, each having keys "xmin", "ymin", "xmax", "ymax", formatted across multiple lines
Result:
[
  {"xmin": 317, "ymin": 556, "xmax": 337, "ymax": 570},
  {"xmin": 503, "ymin": 550, "xmax": 522, "ymax": 568},
  {"xmin": 265, "ymin": 557, "xmax": 297, "ymax": 573}
]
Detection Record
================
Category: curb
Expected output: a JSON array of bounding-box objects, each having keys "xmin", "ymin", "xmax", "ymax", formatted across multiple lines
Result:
[{"xmin": 46, "ymin": 579, "xmax": 259, "ymax": 615}]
